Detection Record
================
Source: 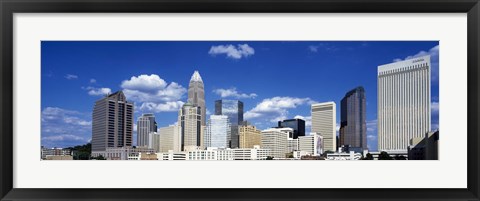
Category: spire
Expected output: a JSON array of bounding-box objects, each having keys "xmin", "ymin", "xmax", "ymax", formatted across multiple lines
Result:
[{"xmin": 190, "ymin": 70, "xmax": 203, "ymax": 82}]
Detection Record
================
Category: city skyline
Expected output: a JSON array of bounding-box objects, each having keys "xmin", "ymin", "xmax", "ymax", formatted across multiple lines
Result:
[{"xmin": 41, "ymin": 41, "xmax": 440, "ymax": 151}]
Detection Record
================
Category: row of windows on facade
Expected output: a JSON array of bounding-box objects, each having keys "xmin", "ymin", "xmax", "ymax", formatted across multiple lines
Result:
[{"xmin": 378, "ymin": 63, "xmax": 429, "ymax": 76}]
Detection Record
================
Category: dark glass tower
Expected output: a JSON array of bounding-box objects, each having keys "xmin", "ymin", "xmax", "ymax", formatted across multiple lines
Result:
[
  {"xmin": 214, "ymin": 100, "xmax": 244, "ymax": 148},
  {"xmin": 339, "ymin": 86, "xmax": 367, "ymax": 150},
  {"xmin": 277, "ymin": 119, "xmax": 305, "ymax": 139}
]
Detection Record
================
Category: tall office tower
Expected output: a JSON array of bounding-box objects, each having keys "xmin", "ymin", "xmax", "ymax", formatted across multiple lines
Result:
[
  {"xmin": 339, "ymin": 87, "xmax": 367, "ymax": 150},
  {"xmin": 159, "ymin": 125, "xmax": 182, "ymax": 152},
  {"xmin": 178, "ymin": 102, "xmax": 203, "ymax": 151},
  {"xmin": 277, "ymin": 119, "xmax": 306, "ymax": 139},
  {"xmin": 311, "ymin": 102, "xmax": 336, "ymax": 153},
  {"xmin": 215, "ymin": 100, "xmax": 244, "ymax": 148},
  {"xmin": 298, "ymin": 133, "xmax": 323, "ymax": 156},
  {"xmin": 204, "ymin": 115, "xmax": 231, "ymax": 148},
  {"xmin": 261, "ymin": 127, "xmax": 291, "ymax": 159},
  {"xmin": 239, "ymin": 124, "xmax": 262, "ymax": 148},
  {"xmin": 136, "ymin": 113, "xmax": 157, "ymax": 147},
  {"xmin": 188, "ymin": 71, "xmax": 206, "ymax": 126},
  {"xmin": 378, "ymin": 55, "xmax": 431, "ymax": 152},
  {"xmin": 92, "ymin": 91, "xmax": 133, "ymax": 152}
]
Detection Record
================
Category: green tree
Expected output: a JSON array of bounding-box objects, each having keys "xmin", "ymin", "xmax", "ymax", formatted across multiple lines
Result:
[
  {"xmin": 92, "ymin": 155, "xmax": 106, "ymax": 160},
  {"xmin": 266, "ymin": 156, "xmax": 274, "ymax": 160},
  {"xmin": 394, "ymin": 155, "xmax": 406, "ymax": 160},
  {"xmin": 364, "ymin": 153, "xmax": 374, "ymax": 160},
  {"xmin": 378, "ymin": 151, "xmax": 392, "ymax": 160}
]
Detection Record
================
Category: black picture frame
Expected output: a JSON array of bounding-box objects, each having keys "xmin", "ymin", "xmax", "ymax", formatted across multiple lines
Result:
[{"xmin": 1, "ymin": 0, "xmax": 479, "ymax": 201}]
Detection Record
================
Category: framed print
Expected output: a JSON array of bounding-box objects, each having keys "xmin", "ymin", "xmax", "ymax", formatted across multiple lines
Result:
[{"xmin": 1, "ymin": 0, "xmax": 479, "ymax": 201}]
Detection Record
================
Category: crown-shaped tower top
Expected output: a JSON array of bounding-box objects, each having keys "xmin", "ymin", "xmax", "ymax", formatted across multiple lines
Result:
[{"xmin": 190, "ymin": 70, "xmax": 203, "ymax": 82}]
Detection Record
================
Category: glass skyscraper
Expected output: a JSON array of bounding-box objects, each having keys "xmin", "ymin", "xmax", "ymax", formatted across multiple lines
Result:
[
  {"xmin": 277, "ymin": 119, "xmax": 306, "ymax": 139},
  {"xmin": 214, "ymin": 100, "xmax": 243, "ymax": 148},
  {"xmin": 137, "ymin": 113, "xmax": 157, "ymax": 147},
  {"xmin": 339, "ymin": 87, "xmax": 367, "ymax": 150},
  {"xmin": 205, "ymin": 115, "xmax": 231, "ymax": 148}
]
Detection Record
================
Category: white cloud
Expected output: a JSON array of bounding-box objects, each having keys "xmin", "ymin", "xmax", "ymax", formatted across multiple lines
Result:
[
  {"xmin": 64, "ymin": 74, "xmax": 78, "ymax": 80},
  {"xmin": 41, "ymin": 107, "xmax": 91, "ymax": 147},
  {"xmin": 206, "ymin": 109, "xmax": 211, "ymax": 116},
  {"xmin": 245, "ymin": 96, "xmax": 316, "ymax": 123},
  {"xmin": 90, "ymin": 79, "xmax": 96, "ymax": 83},
  {"xmin": 87, "ymin": 87, "xmax": 112, "ymax": 96},
  {"xmin": 42, "ymin": 134, "xmax": 85, "ymax": 142},
  {"xmin": 366, "ymin": 119, "xmax": 378, "ymax": 132},
  {"xmin": 367, "ymin": 135, "xmax": 376, "ymax": 140},
  {"xmin": 213, "ymin": 88, "xmax": 257, "ymax": 99},
  {"xmin": 393, "ymin": 45, "xmax": 439, "ymax": 82},
  {"xmin": 208, "ymin": 44, "xmax": 255, "ymax": 59},
  {"xmin": 121, "ymin": 74, "xmax": 186, "ymax": 103},
  {"xmin": 139, "ymin": 101, "xmax": 185, "ymax": 113},
  {"xmin": 294, "ymin": 115, "xmax": 311, "ymax": 127},
  {"xmin": 121, "ymin": 74, "xmax": 167, "ymax": 92},
  {"xmin": 431, "ymin": 101, "xmax": 439, "ymax": 115},
  {"xmin": 309, "ymin": 45, "xmax": 319, "ymax": 52}
]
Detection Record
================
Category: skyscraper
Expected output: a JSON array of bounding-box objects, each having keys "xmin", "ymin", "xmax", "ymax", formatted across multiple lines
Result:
[
  {"xmin": 204, "ymin": 115, "xmax": 231, "ymax": 148},
  {"xmin": 178, "ymin": 102, "xmax": 203, "ymax": 151},
  {"xmin": 378, "ymin": 55, "xmax": 431, "ymax": 152},
  {"xmin": 277, "ymin": 119, "xmax": 306, "ymax": 139},
  {"xmin": 215, "ymin": 100, "xmax": 244, "ymax": 148},
  {"xmin": 92, "ymin": 91, "xmax": 133, "ymax": 152},
  {"xmin": 339, "ymin": 87, "xmax": 367, "ymax": 150},
  {"xmin": 311, "ymin": 102, "xmax": 336, "ymax": 153},
  {"xmin": 188, "ymin": 71, "xmax": 206, "ymax": 126},
  {"xmin": 137, "ymin": 113, "xmax": 157, "ymax": 147}
]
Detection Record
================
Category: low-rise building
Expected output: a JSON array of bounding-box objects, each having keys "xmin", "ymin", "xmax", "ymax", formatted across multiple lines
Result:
[
  {"xmin": 92, "ymin": 146, "xmax": 156, "ymax": 160},
  {"xmin": 408, "ymin": 131, "xmax": 439, "ymax": 160},
  {"xmin": 45, "ymin": 155, "xmax": 73, "ymax": 160},
  {"xmin": 326, "ymin": 151, "xmax": 362, "ymax": 160}
]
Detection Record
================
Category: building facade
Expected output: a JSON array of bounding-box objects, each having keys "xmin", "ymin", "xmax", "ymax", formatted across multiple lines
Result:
[
  {"xmin": 215, "ymin": 100, "xmax": 244, "ymax": 148},
  {"xmin": 311, "ymin": 102, "xmax": 336, "ymax": 152},
  {"xmin": 159, "ymin": 125, "xmax": 182, "ymax": 152},
  {"xmin": 238, "ymin": 124, "xmax": 262, "ymax": 148},
  {"xmin": 148, "ymin": 132, "xmax": 160, "ymax": 152},
  {"xmin": 298, "ymin": 133, "xmax": 323, "ymax": 156},
  {"xmin": 188, "ymin": 71, "xmax": 206, "ymax": 126},
  {"xmin": 277, "ymin": 119, "xmax": 306, "ymax": 139},
  {"xmin": 408, "ymin": 131, "xmax": 439, "ymax": 160},
  {"xmin": 92, "ymin": 91, "xmax": 133, "ymax": 152},
  {"xmin": 137, "ymin": 113, "xmax": 157, "ymax": 147},
  {"xmin": 178, "ymin": 102, "xmax": 203, "ymax": 151},
  {"xmin": 204, "ymin": 115, "xmax": 231, "ymax": 148},
  {"xmin": 340, "ymin": 87, "xmax": 367, "ymax": 150},
  {"xmin": 378, "ymin": 55, "xmax": 431, "ymax": 152},
  {"xmin": 261, "ymin": 128, "xmax": 291, "ymax": 159}
]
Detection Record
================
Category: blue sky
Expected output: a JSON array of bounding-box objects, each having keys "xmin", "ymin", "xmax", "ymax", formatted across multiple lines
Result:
[{"xmin": 41, "ymin": 41, "xmax": 439, "ymax": 151}]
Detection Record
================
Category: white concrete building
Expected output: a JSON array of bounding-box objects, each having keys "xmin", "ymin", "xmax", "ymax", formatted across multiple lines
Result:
[
  {"xmin": 159, "ymin": 125, "xmax": 182, "ymax": 152},
  {"xmin": 311, "ymin": 102, "xmax": 336, "ymax": 152},
  {"xmin": 157, "ymin": 150, "xmax": 187, "ymax": 160},
  {"xmin": 378, "ymin": 55, "xmax": 431, "ymax": 152},
  {"xmin": 261, "ymin": 128, "xmax": 291, "ymax": 159},
  {"xmin": 148, "ymin": 132, "xmax": 160, "ymax": 152},
  {"xmin": 298, "ymin": 133, "xmax": 323, "ymax": 156},
  {"xmin": 326, "ymin": 151, "xmax": 362, "ymax": 160},
  {"xmin": 232, "ymin": 145, "xmax": 270, "ymax": 160}
]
